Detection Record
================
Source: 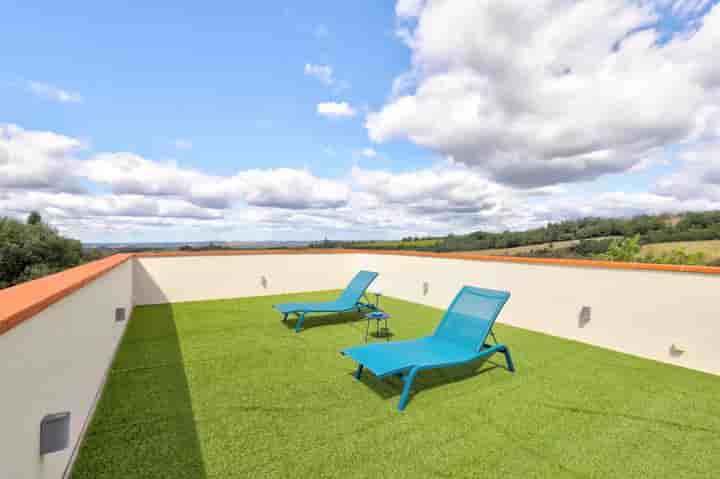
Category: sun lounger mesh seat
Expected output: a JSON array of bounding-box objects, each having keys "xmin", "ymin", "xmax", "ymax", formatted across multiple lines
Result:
[
  {"xmin": 274, "ymin": 270, "xmax": 379, "ymax": 332},
  {"xmin": 341, "ymin": 286, "xmax": 514, "ymax": 411}
]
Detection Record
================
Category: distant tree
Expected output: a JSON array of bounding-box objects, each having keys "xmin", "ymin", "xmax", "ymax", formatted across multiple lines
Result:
[
  {"xmin": 0, "ymin": 216, "xmax": 86, "ymax": 289},
  {"xmin": 600, "ymin": 235, "xmax": 641, "ymax": 262},
  {"xmin": 27, "ymin": 211, "xmax": 42, "ymax": 225},
  {"xmin": 433, "ymin": 211, "xmax": 720, "ymax": 254},
  {"xmin": 575, "ymin": 239, "xmax": 613, "ymax": 256}
]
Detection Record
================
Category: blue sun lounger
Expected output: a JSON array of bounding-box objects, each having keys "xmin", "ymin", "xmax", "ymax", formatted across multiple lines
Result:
[
  {"xmin": 341, "ymin": 286, "xmax": 514, "ymax": 411},
  {"xmin": 274, "ymin": 270, "xmax": 379, "ymax": 332}
]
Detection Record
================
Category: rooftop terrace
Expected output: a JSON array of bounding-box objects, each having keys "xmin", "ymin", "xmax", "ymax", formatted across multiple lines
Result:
[
  {"xmin": 1, "ymin": 251, "xmax": 719, "ymax": 479},
  {"xmin": 71, "ymin": 291, "xmax": 720, "ymax": 478}
]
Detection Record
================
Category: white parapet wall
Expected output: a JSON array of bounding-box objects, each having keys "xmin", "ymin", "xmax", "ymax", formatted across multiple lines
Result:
[
  {"xmin": 1, "ymin": 251, "xmax": 718, "ymax": 479},
  {"xmin": 352, "ymin": 253, "xmax": 720, "ymax": 375},
  {"xmin": 134, "ymin": 252, "xmax": 720, "ymax": 374},
  {"xmin": 133, "ymin": 254, "xmax": 358, "ymax": 305},
  {"xmin": 0, "ymin": 260, "xmax": 133, "ymax": 479}
]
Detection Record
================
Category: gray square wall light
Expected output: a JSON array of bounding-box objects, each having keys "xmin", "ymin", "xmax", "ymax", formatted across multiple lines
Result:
[
  {"xmin": 40, "ymin": 412, "xmax": 70, "ymax": 455},
  {"xmin": 115, "ymin": 307, "xmax": 126, "ymax": 322}
]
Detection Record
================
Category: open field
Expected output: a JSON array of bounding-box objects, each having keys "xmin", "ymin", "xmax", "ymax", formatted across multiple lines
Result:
[
  {"xmin": 641, "ymin": 240, "xmax": 720, "ymax": 261},
  {"xmin": 450, "ymin": 238, "xmax": 620, "ymax": 256},
  {"xmin": 352, "ymin": 238, "xmax": 441, "ymax": 249},
  {"xmin": 457, "ymin": 239, "xmax": 582, "ymax": 256},
  {"xmin": 72, "ymin": 291, "xmax": 720, "ymax": 478}
]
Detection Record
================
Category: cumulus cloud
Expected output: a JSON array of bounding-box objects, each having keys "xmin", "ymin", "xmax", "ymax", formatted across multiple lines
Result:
[
  {"xmin": 317, "ymin": 101, "xmax": 356, "ymax": 118},
  {"xmin": 396, "ymin": 0, "xmax": 426, "ymax": 18},
  {"xmin": 655, "ymin": 143, "xmax": 720, "ymax": 200},
  {"xmin": 0, "ymin": 191, "xmax": 222, "ymax": 220},
  {"xmin": 0, "ymin": 124, "xmax": 84, "ymax": 191},
  {"xmin": 233, "ymin": 168, "xmax": 351, "ymax": 209},
  {"xmin": 0, "ymin": 125, "xmax": 355, "ymax": 239},
  {"xmin": 352, "ymin": 164, "xmax": 504, "ymax": 214},
  {"xmin": 81, "ymin": 153, "xmax": 351, "ymax": 210},
  {"xmin": 27, "ymin": 81, "xmax": 83, "ymax": 104},
  {"xmin": 366, "ymin": 1, "xmax": 720, "ymax": 187},
  {"xmin": 84, "ymin": 153, "xmax": 213, "ymax": 199}
]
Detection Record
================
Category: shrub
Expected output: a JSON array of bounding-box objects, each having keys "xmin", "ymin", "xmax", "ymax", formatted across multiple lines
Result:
[
  {"xmin": 599, "ymin": 235, "xmax": 641, "ymax": 262},
  {"xmin": 0, "ymin": 213, "xmax": 86, "ymax": 289}
]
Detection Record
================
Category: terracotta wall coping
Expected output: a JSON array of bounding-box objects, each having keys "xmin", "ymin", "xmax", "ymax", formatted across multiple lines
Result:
[
  {"xmin": 135, "ymin": 248, "xmax": 720, "ymax": 275},
  {"xmin": 0, "ymin": 254, "xmax": 133, "ymax": 335},
  {"xmin": 2, "ymin": 249, "xmax": 719, "ymax": 336}
]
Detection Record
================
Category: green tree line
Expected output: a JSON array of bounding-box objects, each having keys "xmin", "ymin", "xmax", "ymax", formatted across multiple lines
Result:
[
  {"xmin": 0, "ymin": 213, "xmax": 104, "ymax": 289},
  {"xmin": 310, "ymin": 211, "xmax": 720, "ymax": 265},
  {"xmin": 435, "ymin": 212, "xmax": 720, "ymax": 252}
]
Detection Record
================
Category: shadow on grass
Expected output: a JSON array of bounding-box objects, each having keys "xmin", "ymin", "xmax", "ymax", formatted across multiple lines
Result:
[
  {"xmin": 281, "ymin": 310, "xmax": 368, "ymax": 331},
  {"xmin": 540, "ymin": 403, "xmax": 720, "ymax": 435},
  {"xmin": 71, "ymin": 304, "xmax": 208, "ymax": 479},
  {"xmin": 353, "ymin": 357, "xmax": 510, "ymax": 408}
]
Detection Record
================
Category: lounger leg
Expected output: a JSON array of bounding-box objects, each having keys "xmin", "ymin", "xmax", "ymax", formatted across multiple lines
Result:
[
  {"xmin": 398, "ymin": 367, "xmax": 420, "ymax": 411},
  {"xmin": 295, "ymin": 313, "xmax": 305, "ymax": 333},
  {"xmin": 354, "ymin": 364, "xmax": 364, "ymax": 380},
  {"xmin": 281, "ymin": 313, "xmax": 288, "ymax": 322},
  {"xmin": 502, "ymin": 346, "xmax": 515, "ymax": 372}
]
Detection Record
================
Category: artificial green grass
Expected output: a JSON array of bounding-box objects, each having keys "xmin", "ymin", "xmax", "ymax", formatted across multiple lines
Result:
[{"xmin": 72, "ymin": 292, "xmax": 720, "ymax": 478}]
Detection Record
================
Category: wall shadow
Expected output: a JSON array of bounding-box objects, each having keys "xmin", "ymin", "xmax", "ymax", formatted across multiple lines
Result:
[
  {"xmin": 132, "ymin": 260, "xmax": 171, "ymax": 306},
  {"xmin": 71, "ymin": 304, "xmax": 207, "ymax": 478}
]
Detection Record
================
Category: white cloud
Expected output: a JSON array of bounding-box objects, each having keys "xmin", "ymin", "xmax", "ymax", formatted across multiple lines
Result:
[
  {"xmin": 304, "ymin": 64, "xmax": 335, "ymax": 86},
  {"xmin": 655, "ymin": 143, "xmax": 720, "ymax": 200},
  {"xmin": 84, "ymin": 152, "xmax": 212, "ymax": 199},
  {"xmin": 3, "ymin": 123, "xmax": 720, "ymax": 241},
  {"xmin": 0, "ymin": 191, "xmax": 222, "ymax": 220},
  {"xmin": 366, "ymin": 1, "xmax": 720, "ymax": 188},
  {"xmin": 0, "ymin": 124, "xmax": 84, "ymax": 191},
  {"xmin": 82, "ymin": 152, "xmax": 351, "ymax": 210},
  {"xmin": 396, "ymin": 0, "xmax": 426, "ymax": 18},
  {"xmin": 317, "ymin": 101, "xmax": 356, "ymax": 118},
  {"xmin": 352, "ymin": 163, "xmax": 506, "ymax": 215},
  {"xmin": 360, "ymin": 147, "xmax": 378, "ymax": 158},
  {"xmin": 27, "ymin": 81, "xmax": 83, "ymax": 104},
  {"xmin": 174, "ymin": 139, "xmax": 193, "ymax": 150},
  {"xmin": 233, "ymin": 168, "xmax": 350, "ymax": 209}
]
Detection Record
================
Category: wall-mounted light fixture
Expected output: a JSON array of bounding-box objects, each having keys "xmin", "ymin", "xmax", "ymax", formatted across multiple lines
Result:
[
  {"xmin": 422, "ymin": 281, "xmax": 429, "ymax": 296},
  {"xmin": 40, "ymin": 412, "xmax": 70, "ymax": 455},
  {"xmin": 115, "ymin": 307, "xmax": 126, "ymax": 322},
  {"xmin": 260, "ymin": 276, "xmax": 268, "ymax": 289},
  {"xmin": 670, "ymin": 344, "xmax": 686, "ymax": 357},
  {"xmin": 578, "ymin": 306, "xmax": 591, "ymax": 328}
]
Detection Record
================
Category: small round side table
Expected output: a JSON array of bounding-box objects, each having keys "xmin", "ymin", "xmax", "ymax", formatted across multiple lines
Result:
[{"xmin": 364, "ymin": 311, "xmax": 391, "ymax": 342}]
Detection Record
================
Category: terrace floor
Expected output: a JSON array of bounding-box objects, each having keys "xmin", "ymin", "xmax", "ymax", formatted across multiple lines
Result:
[{"xmin": 72, "ymin": 292, "xmax": 720, "ymax": 478}]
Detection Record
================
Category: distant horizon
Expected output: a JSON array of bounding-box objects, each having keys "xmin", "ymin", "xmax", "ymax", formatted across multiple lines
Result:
[
  {"xmin": 2, "ymin": 1, "xmax": 720, "ymax": 243},
  {"xmin": 82, "ymin": 240, "xmax": 311, "ymax": 247}
]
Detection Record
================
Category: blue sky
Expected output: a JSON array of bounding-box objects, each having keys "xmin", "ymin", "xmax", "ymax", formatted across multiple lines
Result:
[
  {"xmin": 1, "ymin": 1, "xmax": 720, "ymax": 242},
  {"xmin": 1, "ymin": 2, "xmax": 419, "ymax": 174}
]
